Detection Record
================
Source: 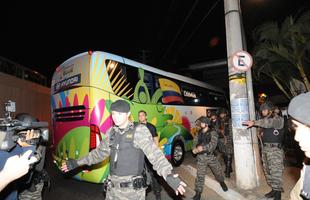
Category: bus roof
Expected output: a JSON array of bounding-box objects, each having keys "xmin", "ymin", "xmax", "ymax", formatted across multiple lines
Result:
[{"xmin": 59, "ymin": 51, "xmax": 225, "ymax": 94}]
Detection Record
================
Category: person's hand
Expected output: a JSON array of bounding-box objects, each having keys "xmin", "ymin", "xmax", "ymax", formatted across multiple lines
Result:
[
  {"xmin": 166, "ymin": 174, "xmax": 187, "ymax": 195},
  {"xmin": 242, "ymin": 121, "xmax": 255, "ymax": 128},
  {"xmin": 196, "ymin": 145, "xmax": 204, "ymax": 153},
  {"xmin": 61, "ymin": 158, "xmax": 79, "ymax": 172},
  {"xmin": 176, "ymin": 180, "xmax": 187, "ymax": 195},
  {"xmin": 2, "ymin": 150, "xmax": 38, "ymax": 181},
  {"xmin": 17, "ymin": 130, "xmax": 36, "ymax": 147},
  {"xmin": 61, "ymin": 161, "xmax": 69, "ymax": 172}
]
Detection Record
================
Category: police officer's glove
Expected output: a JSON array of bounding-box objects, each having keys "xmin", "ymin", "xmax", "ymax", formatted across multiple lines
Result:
[
  {"xmin": 166, "ymin": 174, "xmax": 182, "ymax": 191},
  {"xmin": 65, "ymin": 158, "xmax": 79, "ymax": 171}
]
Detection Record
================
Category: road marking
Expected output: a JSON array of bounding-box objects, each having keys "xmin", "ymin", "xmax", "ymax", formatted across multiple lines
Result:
[{"xmin": 181, "ymin": 165, "xmax": 247, "ymax": 200}]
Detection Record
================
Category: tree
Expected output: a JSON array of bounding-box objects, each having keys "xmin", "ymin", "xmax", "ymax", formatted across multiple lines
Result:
[{"xmin": 252, "ymin": 10, "xmax": 310, "ymax": 99}]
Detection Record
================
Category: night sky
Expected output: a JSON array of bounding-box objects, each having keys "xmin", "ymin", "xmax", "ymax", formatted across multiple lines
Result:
[{"xmin": 1, "ymin": 0, "xmax": 310, "ymax": 87}]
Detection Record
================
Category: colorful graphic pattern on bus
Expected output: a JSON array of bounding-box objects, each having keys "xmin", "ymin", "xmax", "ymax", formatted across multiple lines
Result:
[{"xmin": 159, "ymin": 78, "xmax": 184, "ymax": 104}]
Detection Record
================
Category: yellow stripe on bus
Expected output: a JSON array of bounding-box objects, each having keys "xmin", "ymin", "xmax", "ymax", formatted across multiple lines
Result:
[{"xmin": 112, "ymin": 75, "xmax": 125, "ymax": 91}]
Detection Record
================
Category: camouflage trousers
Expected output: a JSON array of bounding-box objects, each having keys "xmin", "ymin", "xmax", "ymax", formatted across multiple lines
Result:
[
  {"xmin": 106, "ymin": 175, "xmax": 146, "ymax": 200},
  {"xmin": 262, "ymin": 145, "xmax": 284, "ymax": 191},
  {"xmin": 217, "ymin": 137, "xmax": 233, "ymax": 156},
  {"xmin": 195, "ymin": 153, "xmax": 225, "ymax": 193},
  {"xmin": 19, "ymin": 182, "xmax": 44, "ymax": 200}
]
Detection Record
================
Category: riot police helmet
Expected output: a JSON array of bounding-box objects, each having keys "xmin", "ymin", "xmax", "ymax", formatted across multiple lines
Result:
[
  {"xmin": 259, "ymin": 101, "xmax": 274, "ymax": 112},
  {"xmin": 199, "ymin": 117, "xmax": 211, "ymax": 126}
]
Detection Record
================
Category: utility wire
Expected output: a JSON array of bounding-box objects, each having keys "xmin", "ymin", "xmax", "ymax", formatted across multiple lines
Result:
[
  {"xmin": 174, "ymin": 0, "xmax": 221, "ymax": 58},
  {"xmin": 160, "ymin": 0, "xmax": 199, "ymax": 62}
]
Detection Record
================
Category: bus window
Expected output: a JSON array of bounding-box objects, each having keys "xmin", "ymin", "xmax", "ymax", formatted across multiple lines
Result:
[
  {"xmin": 106, "ymin": 60, "xmax": 138, "ymax": 100},
  {"xmin": 207, "ymin": 91, "xmax": 227, "ymax": 107}
]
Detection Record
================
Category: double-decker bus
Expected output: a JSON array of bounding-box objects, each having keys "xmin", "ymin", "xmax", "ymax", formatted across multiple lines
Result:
[{"xmin": 51, "ymin": 51, "xmax": 227, "ymax": 183}]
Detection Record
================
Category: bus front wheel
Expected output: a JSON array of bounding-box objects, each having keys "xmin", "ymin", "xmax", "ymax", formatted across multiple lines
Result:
[{"xmin": 171, "ymin": 140, "xmax": 185, "ymax": 166}]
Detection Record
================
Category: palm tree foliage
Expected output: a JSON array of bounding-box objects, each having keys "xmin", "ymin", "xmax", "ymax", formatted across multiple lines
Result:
[{"xmin": 252, "ymin": 10, "xmax": 310, "ymax": 99}]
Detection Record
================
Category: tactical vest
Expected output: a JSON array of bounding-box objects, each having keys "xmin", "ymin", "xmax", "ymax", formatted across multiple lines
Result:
[
  {"xmin": 109, "ymin": 126, "xmax": 145, "ymax": 176},
  {"xmin": 262, "ymin": 127, "xmax": 284, "ymax": 144},
  {"xmin": 197, "ymin": 130, "xmax": 211, "ymax": 146}
]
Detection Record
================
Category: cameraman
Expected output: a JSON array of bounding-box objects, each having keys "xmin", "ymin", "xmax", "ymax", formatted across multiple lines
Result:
[{"xmin": 0, "ymin": 130, "xmax": 37, "ymax": 200}]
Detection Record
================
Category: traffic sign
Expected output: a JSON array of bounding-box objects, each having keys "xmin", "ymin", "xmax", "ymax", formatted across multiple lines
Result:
[{"xmin": 231, "ymin": 51, "xmax": 253, "ymax": 72}]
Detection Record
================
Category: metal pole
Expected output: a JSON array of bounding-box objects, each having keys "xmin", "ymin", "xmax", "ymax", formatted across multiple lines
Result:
[{"xmin": 224, "ymin": 0, "xmax": 258, "ymax": 189}]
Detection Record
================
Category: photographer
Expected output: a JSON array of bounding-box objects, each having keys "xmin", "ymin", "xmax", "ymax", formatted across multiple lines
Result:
[{"xmin": 0, "ymin": 101, "xmax": 49, "ymax": 200}]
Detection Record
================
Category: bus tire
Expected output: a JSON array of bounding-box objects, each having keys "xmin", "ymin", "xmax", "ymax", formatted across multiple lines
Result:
[{"xmin": 171, "ymin": 140, "xmax": 185, "ymax": 166}]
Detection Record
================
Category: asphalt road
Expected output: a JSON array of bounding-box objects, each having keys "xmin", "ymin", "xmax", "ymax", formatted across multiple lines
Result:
[{"xmin": 41, "ymin": 147, "xmax": 301, "ymax": 200}]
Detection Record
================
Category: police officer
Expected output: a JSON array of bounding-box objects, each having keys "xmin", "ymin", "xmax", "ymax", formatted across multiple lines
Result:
[
  {"xmin": 209, "ymin": 111, "xmax": 219, "ymax": 130},
  {"xmin": 217, "ymin": 108, "xmax": 233, "ymax": 178},
  {"xmin": 192, "ymin": 116, "xmax": 228, "ymax": 200},
  {"xmin": 288, "ymin": 92, "xmax": 310, "ymax": 200},
  {"xmin": 244, "ymin": 101, "xmax": 284, "ymax": 200},
  {"xmin": 138, "ymin": 110, "xmax": 162, "ymax": 200},
  {"xmin": 61, "ymin": 100, "xmax": 186, "ymax": 200}
]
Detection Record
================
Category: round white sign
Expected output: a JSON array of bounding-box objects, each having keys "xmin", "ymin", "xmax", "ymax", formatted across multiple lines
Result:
[{"xmin": 231, "ymin": 51, "xmax": 253, "ymax": 72}]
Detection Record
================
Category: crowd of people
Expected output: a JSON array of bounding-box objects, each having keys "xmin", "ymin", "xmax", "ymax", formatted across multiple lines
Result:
[{"xmin": 1, "ymin": 92, "xmax": 310, "ymax": 200}]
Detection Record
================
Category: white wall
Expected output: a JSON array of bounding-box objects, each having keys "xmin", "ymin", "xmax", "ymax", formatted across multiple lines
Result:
[{"xmin": 0, "ymin": 72, "xmax": 51, "ymax": 125}]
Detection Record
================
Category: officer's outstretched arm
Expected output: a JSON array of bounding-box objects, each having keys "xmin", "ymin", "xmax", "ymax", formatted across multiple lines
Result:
[
  {"xmin": 254, "ymin": 116, "xmax": 284, "ymax": 129},
  {"xmin": 134, "ymin": 125, "xmax": 186, "ymax": 195},
  {"xmin": 134, "ymin": 125, "xmax": 172, "ymax": 177},
  {"xmin": 61, "ymin": 131, "xmax": 111, "ymax": 172}
]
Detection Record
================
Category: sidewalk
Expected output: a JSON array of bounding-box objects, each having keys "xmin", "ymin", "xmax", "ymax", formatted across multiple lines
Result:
[{"xmin": 174, "ymin": 153, "xmax": 301, "ymax": 200}]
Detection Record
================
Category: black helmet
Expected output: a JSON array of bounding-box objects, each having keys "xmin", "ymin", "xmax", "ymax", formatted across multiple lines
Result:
[
  {"xmin": 195, "ymin": 116, "xmax": 204, "ymax": 123},
  {"xmin": 259, "ymin": 101, "xmax": 274, "ymax": 111},
  {"xmin": 15, "ymin": 113, "xmax": 38, "ymax": 123},
  {"xmin": 199, "ymin": 117, "xmax": 211, "ymax": 126},
  {"xmin": 218, "ymin": 108, "xmax": 228, "ymax": 115}
]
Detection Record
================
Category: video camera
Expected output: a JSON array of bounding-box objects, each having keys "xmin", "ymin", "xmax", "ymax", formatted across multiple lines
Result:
[{"xmin": 0, "ymin": 100, "xmax": 49, "ymax": 151}]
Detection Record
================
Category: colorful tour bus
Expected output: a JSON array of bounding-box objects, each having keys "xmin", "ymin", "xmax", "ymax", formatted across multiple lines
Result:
[{"xmin": 51, "ymin": 51, "xmax": 227, "ymax": 183}]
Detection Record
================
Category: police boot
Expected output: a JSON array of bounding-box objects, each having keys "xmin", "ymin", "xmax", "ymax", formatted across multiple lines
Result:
[
  {"xmin": 220, "ymin": 181, "xmax": 228, "ymax": 192},
  {"xmin": 225, "ymin": 155, "xmax": 232, "ymax": 178},
  {"xmin": 192, "ymin": 191, "xmax": 201, "ymax": 200},
  {"xmin": 264, "ymin": 190, "xmax": 275, "ymax": 198},
  {"xmin": 273, "ymin": 191, "xmax": 281, "ymax": 200}
]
